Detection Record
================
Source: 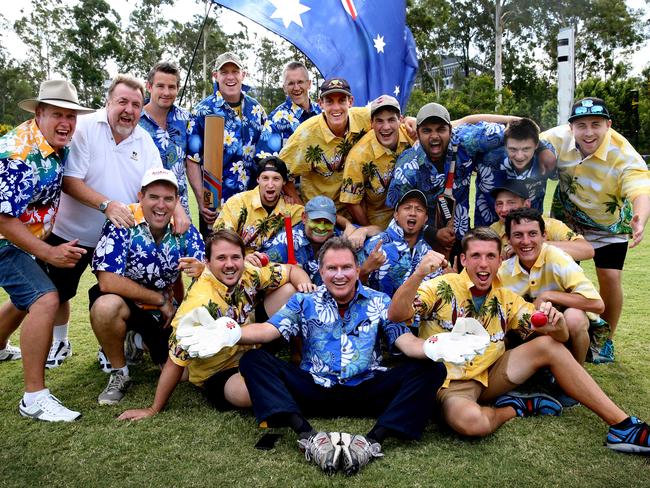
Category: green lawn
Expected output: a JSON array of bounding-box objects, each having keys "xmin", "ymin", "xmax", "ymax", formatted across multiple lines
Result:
[{"xmin": 1, "ymin": 182, "xmax": 650, "ymax": 487}]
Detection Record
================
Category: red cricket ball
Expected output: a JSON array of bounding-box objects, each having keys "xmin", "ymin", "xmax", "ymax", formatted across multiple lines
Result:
[
  {"xmin": 259, "ymin": 253, "xmax": 270, "ymax": 266},
  {"xmin": 531, "ymin": 311, "xmax": 548, "ymax": 327}
]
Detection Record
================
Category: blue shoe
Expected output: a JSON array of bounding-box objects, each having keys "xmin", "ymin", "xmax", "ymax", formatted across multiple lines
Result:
[
  {"xmin": 495, "ymin": 392, "xmax": 562, "ymax": 417},
  {"xmin": 592, "ymin": 339, "xmax": 615, "ymax": 364},
  {"xmin": 607, "ymin": 416, "xmax": 650, "ymax": 454}
]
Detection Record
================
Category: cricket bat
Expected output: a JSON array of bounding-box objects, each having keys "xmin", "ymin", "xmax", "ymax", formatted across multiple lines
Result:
[{"xmin": 203, "ymin": 115, "xmax": 224, "ymax": 210}]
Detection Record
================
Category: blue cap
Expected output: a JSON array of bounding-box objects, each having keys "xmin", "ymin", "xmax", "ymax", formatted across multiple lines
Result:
[{"xmin": 304, "ymin": 196, "xmax": 336, "ymax": 224}]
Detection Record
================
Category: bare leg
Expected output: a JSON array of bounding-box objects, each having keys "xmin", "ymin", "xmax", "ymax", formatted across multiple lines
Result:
[
  {"xmin": 21, "ymin": 292, "xmax": 59, "ymax": 392},
  {"xmin": 563, "ymin": 308, "xmax": 590, "ymax": 364},
  {"xmin": 90, "ymin": 295, "xmax": 129, "ymax": 370},
  {"xmin": 223, "ymin": 373, "xmax": 252, "ymax": 408},
  {"xmin": 0, "ymin": 301, "xmax": 27, "ymax": 348},
  {"xmin": 596, "ymin": 267, "xmax": 623, "ymax": 338},
  {"xmin": 53, "ymin": 301, "xmax": 70, "ymax": 329},
  {"xmin": 441, "ymin": 395, "xmax": 516, "ymax": 437}
]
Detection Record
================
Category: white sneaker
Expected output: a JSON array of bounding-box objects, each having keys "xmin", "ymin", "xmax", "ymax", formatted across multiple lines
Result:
[
  {"xmin": 97, "ymin": 348, "xmax": 112, "ymax": 374},
  {"xmin": 19, "ymin": 393, "xmax": 81, "ymax": 422},
  {"xmin": 45, "ymin": 340, "xmax": 72, "ymax": 369},
  {"xmin": 0, "ymin": 342, "xmax": 22, "ymax": 361}
]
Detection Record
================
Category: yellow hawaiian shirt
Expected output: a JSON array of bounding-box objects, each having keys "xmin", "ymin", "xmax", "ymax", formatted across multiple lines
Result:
[
  {"xmin": 340, "ymin": 126, "xmax": 413, "ymax": 228},
  {"xmin": 168, "ymin": 262, "xmax": 289, "ymax": 386},
  {"xmin": 415, "ymin": 270, "xmax": 534, "ymax": 387},
  {"xmin": 213, "ymin": 186, "xmax": 304, "ymax": 253},
  {"xmin": 490, "ymin": 216, "xmax": 583, "ymax": 248},
  {"xmin": 279, "ymin": 107, "xmax": 371, "ymax": 212},
  {"xmin": 541, "ymin": 125, "xmax": 650, "ymax": 235}
]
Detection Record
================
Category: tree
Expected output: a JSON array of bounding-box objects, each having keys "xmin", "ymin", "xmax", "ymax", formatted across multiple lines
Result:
[{"xmin": 253, "ymin": 36, "xmax": 289, "ymax": 112}]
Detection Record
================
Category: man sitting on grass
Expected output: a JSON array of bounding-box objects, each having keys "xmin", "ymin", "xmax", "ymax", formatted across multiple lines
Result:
[
  {"xmin": 118, "ymin": 229, "xmax": 313, "ymax": 418},
  {"xmin": 388, "ymin": 227, "xmax": 650, "ymax": 455}
]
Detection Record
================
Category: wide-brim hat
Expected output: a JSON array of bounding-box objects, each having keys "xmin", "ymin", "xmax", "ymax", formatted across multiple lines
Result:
[{"xmin": 19, "ymin": 79, "xmax": 94, "ymax": 114}]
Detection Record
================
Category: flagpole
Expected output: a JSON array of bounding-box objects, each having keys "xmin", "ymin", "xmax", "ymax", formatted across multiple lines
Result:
[{"xmin": 179, "ymin": 0, "xmax": 213, "ymax": 107}]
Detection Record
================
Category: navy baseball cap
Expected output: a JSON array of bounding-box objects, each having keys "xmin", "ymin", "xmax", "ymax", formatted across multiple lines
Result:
[
  {"xmin": 490, "ymin": 179, "xmax": 529, "ymax": 200},
  {"xmin": 319, "ymin": 78, "xmax": 352, "ymax": 98},
  {"xmin": 396, "ymin": 189, "xmax": 428, "ymax": 211}
]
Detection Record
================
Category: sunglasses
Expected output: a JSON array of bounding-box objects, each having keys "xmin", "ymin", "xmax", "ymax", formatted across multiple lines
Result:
[{"xmin": 574, "ymin": 104, "xmax": 605, "ymax": 116}]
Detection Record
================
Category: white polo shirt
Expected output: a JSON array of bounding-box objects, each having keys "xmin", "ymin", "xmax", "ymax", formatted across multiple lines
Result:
[{"xmin": 53, "ymin": 109, "xmax": 162, "ymax": 247}]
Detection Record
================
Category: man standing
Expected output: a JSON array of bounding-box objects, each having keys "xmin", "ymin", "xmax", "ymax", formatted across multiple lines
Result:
[
  {"xmin": 139, "ymin": 61, "xmax": 193, "ymax": 216},
  {"xmin": 43, "ymin": 74, "xmax": 176, "ymax": 369},
  {"xmin": 256, "ymin": 61, "xmax": 321, "ymax": 157},
  {"xmin": 90, "ymin": 168, "xmax": 205, "ymax": 405},
  {"xmin": 0, "ymin": 79, "xmax": 93, "ymax": 421},
  {"xmin": 213, "ymin": 157, "xmax": 303, "ymax": 254},
  {"xmin": 389, "ymin": 228, "xmax": 650, "ymax": 455},
  {"xmin": 542, "ymin": 97, "xmax": 650, "ymax": 360},
  {"xmin": 187, "ymin": 52, "xmax": 267, "ymax": 235},
  {"xmin": 340, "ymin": 95, "xmax": 413, "ymax": 227}
]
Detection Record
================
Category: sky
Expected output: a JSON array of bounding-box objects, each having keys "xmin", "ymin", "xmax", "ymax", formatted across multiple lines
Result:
[{"xmin": 1, "ymin": 0, "xmax": 649, "ymax": 77}]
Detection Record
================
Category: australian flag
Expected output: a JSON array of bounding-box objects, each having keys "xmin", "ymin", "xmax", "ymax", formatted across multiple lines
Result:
[{"xmin": 212, "ymin": 0, "xmax": 418, "ymax": 108}]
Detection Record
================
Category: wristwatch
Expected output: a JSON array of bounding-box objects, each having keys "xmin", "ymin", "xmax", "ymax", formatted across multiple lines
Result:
[{"xmin": 99, "ymin": 199, "xmax": 112, "ymax": 213}]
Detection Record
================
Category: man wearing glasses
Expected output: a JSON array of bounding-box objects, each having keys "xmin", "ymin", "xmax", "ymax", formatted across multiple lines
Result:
[{"xmin": 541, "ymin": 97, "xmax": 650, "ymax": 363}]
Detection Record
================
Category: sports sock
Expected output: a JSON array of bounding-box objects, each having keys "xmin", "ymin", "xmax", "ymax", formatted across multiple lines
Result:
[
  {"xmin": 610, "ymin": 417, "xmax": 633, "ymax": 429},
  {"xmin": 23, "ymin": 388, "xmax": 49, "ymax": 407},
  {"xmin": 287, "ymin": 413, "xmax": 314, "ymax": 437},
  {"xmin": 366, "ymin": 425, "xmax": 390, "ymax": 444},
  {"xmin": 116, "ymin": 365, "xmax": 130, "ymax": 377},
  {"xmin": 52, "ymin": 324, "xmax": 69, "ymax": 342}
]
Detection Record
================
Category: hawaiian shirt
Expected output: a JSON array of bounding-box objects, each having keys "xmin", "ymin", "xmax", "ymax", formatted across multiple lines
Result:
[
  {"xmin": 387, "ymin": 122, "xmax": 505, "ymax": 239},
  {"xmin": 415, "ymin": 270, "xmax": 534, "ymax": 387},
  {"xmin": 490, "ymin": 216, "xmax": 583, "ymax": 249},
  {"xmin": 256, "ymin": 97, "xmax": 321, "ymax": 157},
  {"xmin": 260, "ymin": 221, "xmax": 343, "ymax": 285},
  {"xmin": 0, "ymin": 119, "xmax": 68, "ymax": 243},
  {"xmin": 169, "ymin": 262, "xmax": 289, "ymax": 386},
  {"xmin": 541, "ymin": 125, "xmax": 650, "ymax": 237},
  {"xmin": 139, "ymin": 105, "xmax": 193, "ymax": 215},
  {"xmin": 268, "ymin": 282, "xmax": 410, "ymax": 387},
  {"xmin": 213, "ymin": 187, "xmax": 304, "ymax": 253},
  {"xmin": 92, "ymin": 203, "xmax": 205, "ymax": 290},
  {"xmin": 360, "ymin": 219, "xmax": 442, "ymax": 296},
  {"xmin": 340, "ymin": 126, "xmax": 413, "ymax": 228},
  {"xmin": 188, "ymin": 90, "xmax": 267, "ymax": 202},
  {"xmin": 475, "ymin": 140, "xmax": 556, "ymax": 226},
  {"xmin": 279, "ymin": 107, "xmax": 371, "ymax": 212}
]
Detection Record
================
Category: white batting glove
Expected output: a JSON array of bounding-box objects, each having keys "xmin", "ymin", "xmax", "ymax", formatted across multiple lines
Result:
[
  {"xmin": 176, "ymin": 308, "xmax": 241, "ymax": 359},
  {"xmin": 422, "ymin": 317, "xmax": 490, "ymax": 365}
]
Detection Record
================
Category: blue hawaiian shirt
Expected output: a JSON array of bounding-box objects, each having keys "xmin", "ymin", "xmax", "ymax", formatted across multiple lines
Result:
[
  {"xmin": 360, "ymin": 219, "xmax": 442, "ymax": 296},
  {"xmin": 260, "ymin": 222, "xmax": 343, "ymax": 285},
  {"xmin": 268, "ymin": 282, "xmax": 410, "ymax": 387},
  {"xmin": 386, "ymin": 122, "xmax": 505, "ymax": 239},
  {"xmin": 187, "ymin": 90, "xmax": 266, "ymax": 202},
  {"xmin": 92, "ymin": 203, "xmax": 205, "ymax": 290},
  {"xmin": 139, "ymin": 105, "xmax": 193, "ymax": 216},
  {"xmin": 474, "ymin": 140, "xmax": 557, "ymax": 226},
  {"xmin": 256, "ymin": 97, "xmax": 321, "ymax": 157}
]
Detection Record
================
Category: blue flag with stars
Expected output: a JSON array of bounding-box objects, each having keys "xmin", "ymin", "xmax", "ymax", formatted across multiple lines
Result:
[{"xmin": 212, "ymin": 0, "xmax": 418, "ymax": 108}]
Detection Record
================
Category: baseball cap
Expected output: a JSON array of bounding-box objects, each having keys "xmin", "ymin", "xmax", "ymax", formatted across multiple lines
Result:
[
  {"xmin": 214, "ymin": 52, "xmax": 244, "ymax": 71},
  {"xmin": 319, "ymin": 78, "xmax": 352, "ymax": 98},
  {"xmin": 490, "ymin": 179, "xmax": 529, "ymax": 200},
  {"xmin": 370, "ymin": 95, "xmax": 401, "ymax": 117},
  {"xmin": 568, "ymin": 97, "xmax": 610, "ymax": 123},
  {"xmin": 416, "ymin": 102, "xmax": 451, "ymax": 126},
  {"xmin": 257, "ymin": 156, "xmax": 288, "ymax": 182},
  {"xmin": 396, "ymin": 189, "xmax": 428, "ymax": 211},
  {"xmin": 305, "ymin": 196, "xmax": 337, "ymax": 224},
  {"xmin": 141, "ymin": 168, "xmax": 179, "ymax": 190}
]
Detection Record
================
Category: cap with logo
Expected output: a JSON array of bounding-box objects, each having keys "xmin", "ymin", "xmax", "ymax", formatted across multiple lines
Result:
[
  {"xmin": 370, "ymin": 95, "xmax": 401, "ymax": 117},
  {"xmin": 416, "ymin": 102, "xmax": 451, "ymax": 127},
  {"xmin": 305, "ymin": 196, "xmax": 337, "ymax": 224},
  {"xmin": 141, "ymin": 167, "xmax": 179, "ymax": 190},
  {"xmin": 319, "ymin": 78, "xmax": 352, "ymax": 98},
  {"xmin": 396, "ymin": 189, "xmax": 428, "ymax": 211},
  {"xmin": 568, "ymin": 97, "xmax": 610, "ymax": 123},
  {"xmin": 214, "ymin": 52, "xmax": 244, "ymax": 71}
]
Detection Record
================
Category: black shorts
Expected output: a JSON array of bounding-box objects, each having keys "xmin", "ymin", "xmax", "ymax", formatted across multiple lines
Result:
[
  {"xmin": 593, "ymin": 241, "xmax": 628, "ymax": 270},
  {"xmin": 201, "ymin": 367, "xmax": 240, "ymax": 410},
  {"xmin": 36, "ymin": 233, "xmax": 95, "ymax": 303},
  {"xmin": 88, "ymin": 284, "xmax": 171, "ymax": 366}
]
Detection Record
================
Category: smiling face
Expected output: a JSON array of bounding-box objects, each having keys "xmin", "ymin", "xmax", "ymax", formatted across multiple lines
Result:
[
  {"xmin": 460, "ymin": 239, "xmax": 502, "ymax": 293},
  {"xmin": 570, "ymin": 116, "xmax": 612, "ymax": 158},
  {"xmin": 319, "ymin": 92, "xmax": 353, "ymax": 137},
  {"xmin": 257, "ymin": 170, "xmax": 284, "ymax": 206},
  {"xmin": 508, "ymin": 218, "xmax": 545, "ymax": 270},
  {"xmin": 394, "ymin": 197, "xmax": 427, "ymax": 238},
  {"xmin": 146, "ymin": 71, "xmax": 179, "ymax": 111},
  {"xmin": 139, "ymin": 181, "xmax": 178, "ymax": 235},
  {"xmin": 371, "ymin": 108, "xmax": 401, "ymax": 151},
  {"xmin": 303, "ymin": 213, "xmax": 335, "ymax": 245},
  {"xmin": 35, "ymin": 104, "xmax": 78, "ymax": 151},
  {"xmin": 320, "ymin": 247, "xmax": 359, "ymax": 304},
  {"xmin": 106, "ymin": 83, "xmax": 143, "ymax": 142},
  {"xmin": 283, "ymin": 67, "xmax": 311, "ymax": 108},
  {"xmin": 208, "ymin": 239, "xmax": 245, "ymax": 289},
  {"xmin": 417, "ymin": 119, "xmax": 451, "ymax": 163},
  {"xmin": 215, "ymin": 62, "xmax": 244, "ymax": 104},
  {"xmin": 505, "ymin": 137, "xmax": 536, "ymax": 172},
  {"xmin": 494, "ymin": 190, "xmax": 529, "ymax": 222}
]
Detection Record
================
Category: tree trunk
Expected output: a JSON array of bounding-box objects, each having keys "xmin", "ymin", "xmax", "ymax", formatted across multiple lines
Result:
[{"xmin": 494, "ymin": 0, "xmax": 503, "ymax": 105}]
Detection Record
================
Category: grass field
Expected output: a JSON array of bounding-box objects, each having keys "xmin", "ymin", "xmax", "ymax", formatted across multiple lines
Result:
[{"xmin": 2, "ymin": 183, "xmax": 650, "ymax": 487}]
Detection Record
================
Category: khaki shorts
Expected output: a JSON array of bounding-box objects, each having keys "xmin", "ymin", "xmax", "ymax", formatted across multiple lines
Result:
[{"xmin": 437, "ymin": 350, "xmax": 519, "ymax": 405}]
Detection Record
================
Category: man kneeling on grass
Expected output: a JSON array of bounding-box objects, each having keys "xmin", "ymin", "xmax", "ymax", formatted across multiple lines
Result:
[
  {"xmin": 118, "ymin": 229, "xmax": 313, "ymax": 417},
  {"xmin": 388, "ymin": 227, "xmax": 650, "ymax": 455}
]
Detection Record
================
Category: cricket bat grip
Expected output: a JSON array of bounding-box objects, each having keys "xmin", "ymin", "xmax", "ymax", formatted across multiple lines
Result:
[{"xmin": 284, "ymin": 214, "xmax": 297, "ymax": 264}]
